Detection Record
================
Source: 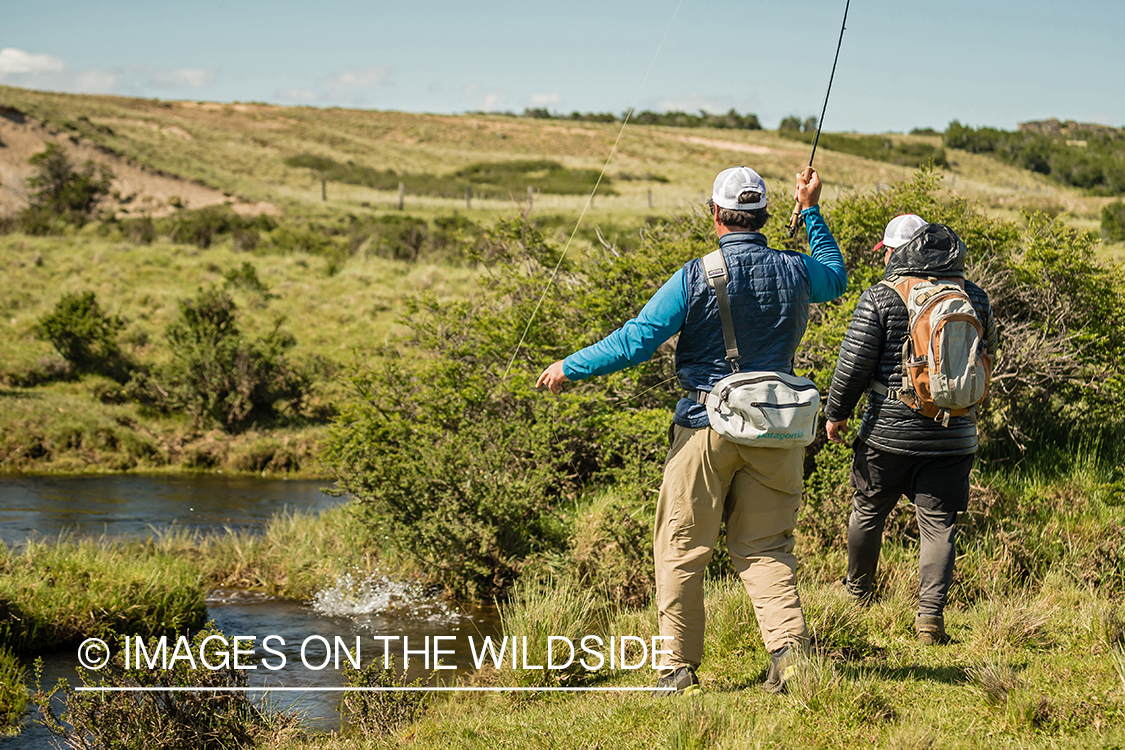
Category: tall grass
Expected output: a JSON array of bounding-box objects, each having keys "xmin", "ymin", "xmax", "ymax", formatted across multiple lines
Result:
[
  {"xmin": 0, "ymin": 646, "xmax": 26, "ymax": 737},
  {"xmin": 155, "ymin": 503, "xmax": 380, "ymax": 599},
  {"xmin": 0, "ymin": 536, "xmax": 206, "ymax": 653},
  {"xmin": 498, "ymin": 577, "xmax": 611, "ymax": 687}
]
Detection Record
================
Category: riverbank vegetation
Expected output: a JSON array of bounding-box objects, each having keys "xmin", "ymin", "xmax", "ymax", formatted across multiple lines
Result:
[
  {"xmin": 305, "ymin": 169, "xmax": 1125, "ymax": 747},
  {"xmin": 32, "ymin": 624, "xmax": 304, "ymax": 749},
  {"xmin": 3, "ymin": 86, "xmax": 1125, "ymax": 746},
  {"xmin": 0, "ymin": 647, "xmax": 25, "ymax": 736},
  {"xmin": 326, "ymin": 168, "xmax": 1125, "ymax": 598}
]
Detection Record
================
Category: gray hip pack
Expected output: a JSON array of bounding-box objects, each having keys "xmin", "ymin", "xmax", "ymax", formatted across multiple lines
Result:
[{"xmin": 690, "ymin": 248, "xmax": 820, "ymax": 448}]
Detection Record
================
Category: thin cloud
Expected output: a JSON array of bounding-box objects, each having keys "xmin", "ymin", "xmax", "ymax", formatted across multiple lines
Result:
[
  {"xmin": 145, "ymin": 68, "xmax": 217, "ymax": 90},
  {"xmin": 528, "ymin": 92, "xmax": 561, "ymax": 107},
  {"xmin": 275, "ymin": 66, "xmax": 393, "ymax": 105},
  {"xmin": 0, "ymin": 47, "xmax": 216, "ymax": 95},
  {"xmin": 656, "ymin": 93, "xmax": 759, "ymax": 115},
  {"xmin": 481, "ymin": 92, "xmax": 502, "ymax": 111},
  {"xmin": 276, "ymin": 87, "xmax": 321, "ymax": 103},
  {"xmin": 461, "ymin": 82, "xmax": 508, "ymax": 112},
  {"xmin": 319, "ymin": 66, "xmax": 391, "ymax": 90}
]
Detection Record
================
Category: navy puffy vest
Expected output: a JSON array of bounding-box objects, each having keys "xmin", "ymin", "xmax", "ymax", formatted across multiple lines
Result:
[{"xmin": 673, "ymin": 232, "xmax": 811, "ymax": 427}]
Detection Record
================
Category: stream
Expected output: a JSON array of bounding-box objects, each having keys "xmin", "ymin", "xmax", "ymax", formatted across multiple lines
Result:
[{"xmin": 0, "ymin": 474, "xmax": 500, "ymax": 747}]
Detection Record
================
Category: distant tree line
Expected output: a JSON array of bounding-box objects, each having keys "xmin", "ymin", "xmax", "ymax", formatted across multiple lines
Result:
[
  {"xmin": 944, "ymin": 120, "xmax": 1125, "ymax": 195},
  {"xmin": 521, "ymin": 108, "xmax": 763, "ymax": 130}
]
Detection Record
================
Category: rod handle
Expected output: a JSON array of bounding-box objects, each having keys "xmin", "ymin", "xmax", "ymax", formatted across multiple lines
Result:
[
  {"xmin": 787, "ymin": 167, "xmax": 814, "ymax": 239},
  {"xmin": 787, "ymin": 200, "xmax": 802, "ymax": 239}
]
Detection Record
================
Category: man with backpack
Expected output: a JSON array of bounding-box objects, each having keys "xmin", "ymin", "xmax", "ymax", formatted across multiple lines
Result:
[
  {"xmin": 537, "ymin": 166, "xmax": 846, "ymax": 694},
  {"xmin": 824, "ymin": 214, "xmax": 997, "ymax": 644}
]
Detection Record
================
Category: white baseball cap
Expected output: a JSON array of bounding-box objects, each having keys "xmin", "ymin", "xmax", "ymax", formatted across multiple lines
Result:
[
  {"xmin": 711, "ymin": 166, "xmax": 768, "ymax": 210},
  {"xmin": 873, "ymin": 214, "xmax": 928, "ymax": 253}
]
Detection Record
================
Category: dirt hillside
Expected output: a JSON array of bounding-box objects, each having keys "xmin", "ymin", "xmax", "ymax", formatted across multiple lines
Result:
[{"xmin": 0, "ymin": 107, "xmax": 275, "ymax": 217}]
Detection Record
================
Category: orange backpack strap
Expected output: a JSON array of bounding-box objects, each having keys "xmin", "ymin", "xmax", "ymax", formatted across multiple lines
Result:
[{"xmin": 874, "ymin": 278, "xmax": 918, "ymax": 401}]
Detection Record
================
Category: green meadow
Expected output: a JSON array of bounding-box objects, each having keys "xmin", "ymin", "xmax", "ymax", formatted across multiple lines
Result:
[{"xmin": 1, "ymin": 86, "xmax": 1123, "ymax": 746}]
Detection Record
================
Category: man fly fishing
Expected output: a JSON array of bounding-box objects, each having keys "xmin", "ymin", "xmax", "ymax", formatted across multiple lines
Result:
[{"xmin": 537, "ymin": 166, "xmax": 846, "ymax": 694}]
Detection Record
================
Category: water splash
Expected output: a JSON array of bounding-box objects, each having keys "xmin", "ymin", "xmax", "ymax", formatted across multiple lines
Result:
[{"xmin": 311, "ymin": 571, "xmax": 463, "ymax": 623}]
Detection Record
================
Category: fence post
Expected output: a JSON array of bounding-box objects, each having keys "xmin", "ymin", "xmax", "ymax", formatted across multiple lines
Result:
[
  {"xmin": 466, "ymin": 184, "xmax": 472, "ymax": 210},
  {"xmin": 397, "ymin": 182, "xmax": 404, "ymax": 210},
  {"xmin": 647, "ymin": 189, "xmax": 652, "ymax": 209},
  {"xmin": 321, "ymin": 179, "xmax": 326, "ymax": 201}
]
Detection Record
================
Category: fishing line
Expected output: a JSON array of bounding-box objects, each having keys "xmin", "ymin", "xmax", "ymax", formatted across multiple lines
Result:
[
  {"xmin": 606, "ymin": 374, "xmax": 679, "ymax": 405},
  {"xmin": 500, "ymin": 0, "xmax": 686, "ymax": 382},
  {"xmin": 787, "ymin": 0, "xmax": 852, "ymax": 238}
]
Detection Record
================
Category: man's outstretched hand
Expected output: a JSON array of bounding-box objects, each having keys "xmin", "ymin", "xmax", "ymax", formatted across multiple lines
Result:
[{"xmin": 536, "ymin": 360, "xmax": 569, "ymax": 394}]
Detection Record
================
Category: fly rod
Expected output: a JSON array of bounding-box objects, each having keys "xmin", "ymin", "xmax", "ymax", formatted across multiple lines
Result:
[{"xmin": 788, "ymin": 0, "xmax": 852, "ymax": 239}]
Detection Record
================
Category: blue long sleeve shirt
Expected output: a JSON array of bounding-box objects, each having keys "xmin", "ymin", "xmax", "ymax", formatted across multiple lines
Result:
[{"xmin": 563, "ymin": 205, "xmax": 846, "ymax": 380}]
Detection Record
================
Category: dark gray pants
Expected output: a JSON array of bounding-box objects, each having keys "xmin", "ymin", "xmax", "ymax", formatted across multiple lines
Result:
[{"xmin": 844, "ymin": 441, "xmax": 974, "ymax": 617}]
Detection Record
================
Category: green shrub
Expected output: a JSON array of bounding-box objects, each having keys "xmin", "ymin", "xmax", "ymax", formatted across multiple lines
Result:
[
  {"xmin": 34, "ymin": 291, "xmax": 127, "ymax": 378},
  {"xmin": 780, "ymin": 130, "xmax": 948, "ymax": 168},
  {"xmin": 1102, "ymin": 201, "xmax": 1125, "ymax": 241},
  {"xmin": 164, "ymin": 205, "xmax": 246, "ymax": 248},
  {"xmin": 802, "ymin": 166, "xmax": 1125, "ymax": 459},
  {"xmin": 342, "ymin": 658, "xmax": 430, "ymax": 738},
  {"xmin": 779, "ymin": 115, "xmax": 802, "ymax": 132},
  {"xmin": 324, "ymin": 214, "xmax": 690, "ymax": 598},
  {"xmin": 32, "ymin": 624, "xmax": 300, "ymax": 749},
  {"xmin": 283, "ymin": 153, "xmax": 615, "ymax": 198},
  {"xmin": 523, "ymin": 107, "xmax": 763, "ymax": 129},
  {"xmin": 222, "ymin": 260, "xmax": 271, "ymax": 295},
  {"xmin": 159, "ymin": 287, "xmax": 308, "ymax": 432},
  {"xmin": 0, "ymin": 646, "xmax": 26, "ymax": 737},
  {"xmin": 22, "ymin": 143, "xmax": 112, "ymax": 229},
  {"xmin": 121, "ymin": 215, "xmax": 156, "ymax": 244},
  {"xmin": 945, "ymin": 120, "xmax": 1125, "ymax": 194}
]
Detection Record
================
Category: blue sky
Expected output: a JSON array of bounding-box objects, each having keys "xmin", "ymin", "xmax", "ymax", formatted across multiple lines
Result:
[{"xmin": 2, "ymin": 0, "xmax": 1123, "ymax": 133}]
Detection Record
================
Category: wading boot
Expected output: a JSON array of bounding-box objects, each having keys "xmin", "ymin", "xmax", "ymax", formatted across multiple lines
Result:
[
  {"xmin": 916, "ymin": 614, "xmax": 950, "ymax": 645},
  {"xmin": 654, "ymin": 666, "xmax": 701, "ymax": 697},
  {"xmin": 763, "ymin": 644, "xmax": 800, "ymax": 695}
]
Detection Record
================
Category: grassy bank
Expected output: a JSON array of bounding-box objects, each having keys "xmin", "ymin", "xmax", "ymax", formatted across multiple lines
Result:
[
  {"xmin": 156, "ymin": 503, "xmax": 385, "ymax": 599},
  {"xmin": 0, "ymin": 647, "xmax": 24, "ymax": 737},
  {"xmin": 0, "ymin": 536, "xmax": 206, "ymax": 654},
  {"xmin": 0, "ymin": 222, "xmax": 479, "ymax": 475},
  {"xmin": 282, "ymin": 456, "xmax": 1125, "ymax": 750},
  {"xmin": 290, "ymin": 584, "xmax": 1125, "ymax": 750},
  {"xmin": 6, "ymin": 450, "xmax": 1123, "ymax": 747},
  {"xmin": 0, "ymin": 504, "xmax": 378, "ymax": 655},
  {"xmin": 0, "ymin": 502, "xmax": 382, "ymax": 736}
]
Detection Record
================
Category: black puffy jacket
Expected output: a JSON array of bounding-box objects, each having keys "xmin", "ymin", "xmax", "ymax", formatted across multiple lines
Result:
[{"xmin": 823, "ymin": 224, "xmax": 998, "ymax": 456}]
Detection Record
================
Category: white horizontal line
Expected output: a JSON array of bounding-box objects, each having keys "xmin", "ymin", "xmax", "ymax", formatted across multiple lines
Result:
[{"xmin": 76, "ymin": 686, "xmax": 670, "ymax": 693}]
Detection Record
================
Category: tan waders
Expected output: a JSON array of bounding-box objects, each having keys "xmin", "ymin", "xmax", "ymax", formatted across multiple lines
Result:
[{"xmin": 654, "ymin": 424, "xmax": 809, "ymax": 675}]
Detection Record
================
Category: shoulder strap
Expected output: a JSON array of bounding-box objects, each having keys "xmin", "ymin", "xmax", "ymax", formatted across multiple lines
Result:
[{"xmin": 701, "ymin": 249, "xmax": 740, "ymax": 372}]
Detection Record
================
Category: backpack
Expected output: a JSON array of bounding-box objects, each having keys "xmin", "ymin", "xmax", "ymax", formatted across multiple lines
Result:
[
  {"xmin": 690, "ymin": 249, "xmax": 820, "ymax": 448},
  {"xmin": 870, "ymin": 277, "xmax": 994, "ymax": 426}
]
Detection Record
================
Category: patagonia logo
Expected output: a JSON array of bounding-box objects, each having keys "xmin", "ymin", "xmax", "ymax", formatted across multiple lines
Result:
[
  {"xmin": 707, "ymin": 268, "xmax": 726, "ymax": 278},
  {"xmin": 760, "ymin": 432, "xmax": 804, "ymax": 440}
]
